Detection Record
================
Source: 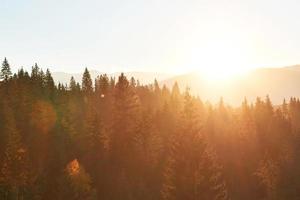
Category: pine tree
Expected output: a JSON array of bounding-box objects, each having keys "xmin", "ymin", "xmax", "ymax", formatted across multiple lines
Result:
[
  {"xmin": 161, "ymin": 89, "xmax": 229, "ymax": 200},
  {"xmin": 30, "ymin": 63, "xmax": 45, "ymax": 97},
  {"xmin": 31, "ymin": 63, "xmax": 39, "ymax": 80},
  {"xmin": 265, "ymin": 95, "xmax": 273, "ymax": 116},
  {"xmin": 170, "ymin": 82, "xmax": 182, "ymax": 113},
  {"xmin": 44, "ymin": 69, "xmax": 55, "ymax": 98},
  {"xmin": 255, "ymin": 156, "xmax": 279, "ymax": 200},
  {"xmin": 130, "ymin": 77, "xmax": 136, "ymax": 88},
  {"xmin": 0, "ymin": 58, "xmax": 12, "ymax": 81},
  {"xmin": 111, "ymin": 74, "xmax": 141, "ymax": 156},
  {"xmin": 69, "ymin": 76, "xmax": 77, "ymax": 92},
  {"xmin": 162, "ymin": 84, "xmax": 170, "ymax": 100},
  {"xmin": 109, "ymin": 73, "xmax": 141, "ymax": 199},
  {"xmin": 109, "ymin": 77, "xmax": 115, "ymax": 90},
  {"xmin": 132, "ymin": 109, "xmax": 162, "ymax": 199},
  {"xmin": 282, "ymin": 98, "xmax": 289, "ymax": 119},
  {"xmin": 44, "ymin": 69, "xmax": 54, "ymax": 88},
  {"xmin": 154, "ymin": 79, "xmax": 160, "ymax": 94},
  {"xmin": 0, "ymin": 102, "xmax": 29, "ymax": 200},
  {"xmin": 95, "ymin": 74, "xmax": 109, "ymax": 97},
  {"xmin": 171, "ymin": 82, "xmax": 180, "ymax": 99},
  {"xmin": 82, "ymin": 68, "xmax": 93, "ymax": 94}
]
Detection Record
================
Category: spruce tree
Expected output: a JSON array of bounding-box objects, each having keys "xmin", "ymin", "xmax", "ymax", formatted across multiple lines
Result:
[
  {"xmin": 95, "ymin": 74, "xmax": 109, "ymax": 96},
  {"xmin": 162, "ymin": 84, "xmax": 170, "ymax": 100},
  {"xmin": 44, "ymin": 69, "xmax": 55, "ymax": 98},
  {"xmin": 170, "ymin": 82, "xmax": 182, "ymax": 113},
  {"xmin": 109, "ymin": 73, "xmax": 141, "ymax": 199},
  {"xmin": 154, "ymin": 79, "xmax": 160, "ymax": 94},
  {"xmin": 161, "ymin": 89, "xmax": 229, "ymax": 200},
  {"xmin": 0, "ymin": 58, "xmax": 12, "ymax": 81},
  {"xmin": 31, "ymin": 63, "xmax": 39, "ymax": 80},
  {"xmin": 0, "ymin": 102, "xmax": 29, "ymax": 199},
  {"xmin": 130, "ymin": 77, "xmax": 136, "ymax": 88},
  {"xmin": 282, "ymin": 98, "xmax": 289, "ymax": 119},
  {"xmin": 45, "ymin": 69, "xmax": 54, "ymax": 88},
  {"xmin": 171, "ymin": 82, "xmax": 180, "ymax": 98},
  {"xmin": 82, "ymin": 68, "xmax": 93, "ymax": 94},
  {"xmin": 69, "ymin": 76, "xmax": 77, "ymax": 92},
  {"xmin": 132, "ymin": 109, "xmax": 162, "ymax": 199}
]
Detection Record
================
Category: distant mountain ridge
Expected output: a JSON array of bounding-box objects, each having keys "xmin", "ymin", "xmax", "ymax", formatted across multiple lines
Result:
[
  {"xmin": 52, "ymin": 70, "xmax": 172, "ymax": 85},
  {"xmin": 53, "ymin": 65, "xmax": 300, "ymax": 105},
  {"xmin": 161, "ymin": 65, "xmax": 300, "ymax": 105}
]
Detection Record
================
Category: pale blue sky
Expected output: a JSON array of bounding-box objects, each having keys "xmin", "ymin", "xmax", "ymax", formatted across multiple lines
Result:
[{"xmin": 1, "ymin": 0, "xmax": 300, "ymax": 74}]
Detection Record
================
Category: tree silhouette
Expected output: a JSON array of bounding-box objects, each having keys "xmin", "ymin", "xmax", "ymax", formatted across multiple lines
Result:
[
  {"xmin": 82, "ymin": 68, "xmax": 93, "ymax": 95},
  {"xmin": 0, "ymin": 58, "xmax": 12, "ymax": 81}
]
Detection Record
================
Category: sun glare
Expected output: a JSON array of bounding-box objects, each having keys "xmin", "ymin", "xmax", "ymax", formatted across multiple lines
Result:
[
  {"xmin": 197, "ymin": 47, "xmax": 249, "ymax": 81},
  {"xmin": 185, "ymin": 32, "xmax": 253, "ymax": 81},
  {"xmin": 198, "ymin": 52, "xmax": 248, "ymax": 82}
]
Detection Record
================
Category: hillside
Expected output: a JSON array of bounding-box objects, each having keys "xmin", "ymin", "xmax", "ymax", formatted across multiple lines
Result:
[{"xmin": 161, "ymin": 65, "xmax": 300, "ymax": 105}]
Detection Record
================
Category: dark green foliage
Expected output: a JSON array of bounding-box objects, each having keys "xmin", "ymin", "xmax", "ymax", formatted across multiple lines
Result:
[
  {"xmin": 0, "ymin": 58, "xmax": 12, "ymax": 81},
  {"xmin": 82, "ymin": 68, "xmax": 93, "ymax": 94},
  {"xmin": 69, "ymin": 76, "xmax": 77, "ymax": 91},
  {"xmin": 0, "ymin": 101, "xmax": 30, "ymax": 200}
]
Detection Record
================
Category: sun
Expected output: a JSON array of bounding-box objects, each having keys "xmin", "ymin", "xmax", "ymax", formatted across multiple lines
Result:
[
  {"xmin": 184, "ymin": 33, "xmax": 253, "ymax": 81},
  {"xmin": 193, "ymin": 44, "xmax": 249, "ymax": 81},
  {"xmin": 198, "ymin": 50, "xmax": 248, "ymax": 81}
]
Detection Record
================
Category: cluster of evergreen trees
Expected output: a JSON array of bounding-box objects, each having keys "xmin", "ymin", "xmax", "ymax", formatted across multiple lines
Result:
[{"xmin": 0, "ymin": 58, "xmax": 300, "ymax": 200}]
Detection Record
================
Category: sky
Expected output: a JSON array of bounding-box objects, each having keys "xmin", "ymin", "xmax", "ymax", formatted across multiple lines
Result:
[{"xmin": 1, "ymin": 0, "xmax": 300, "ymax": 74}]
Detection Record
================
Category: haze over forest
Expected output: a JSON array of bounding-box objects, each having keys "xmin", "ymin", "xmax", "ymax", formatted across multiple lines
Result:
[
  {"xmin": 3, "ymin": 0, "xmax": 300, "ymax": 199},
  {"xmin": 51, "ymin": 64, "xmax": 300, "ymax": 105},
  {"xmin": 1, "ymin": 58, "xmax": 300, "ymax": 199}
]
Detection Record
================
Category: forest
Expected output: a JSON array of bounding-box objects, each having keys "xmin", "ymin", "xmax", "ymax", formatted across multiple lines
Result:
[{"xmin": 1, "ymin": 58, "xmax": 300, "ymax": 200}]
